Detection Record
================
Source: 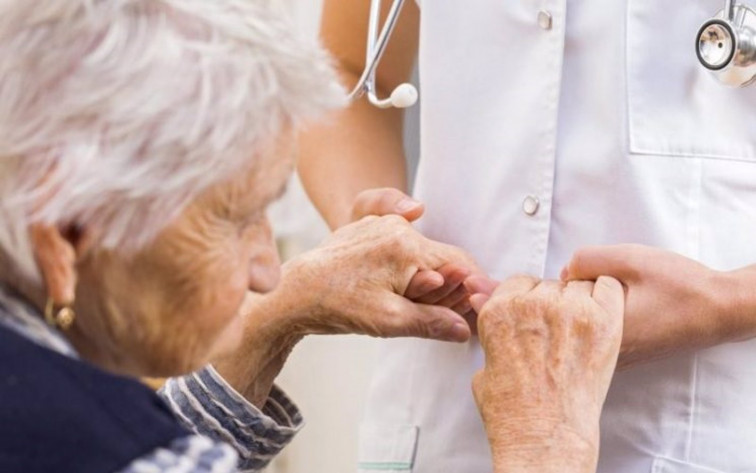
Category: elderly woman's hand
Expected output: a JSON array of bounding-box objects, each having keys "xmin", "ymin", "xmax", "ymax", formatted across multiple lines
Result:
[
  {"xmin": 471, "ymin": 276, "xmax": 624, "ymax": 473},
  {"xmin": 282, "ymin": 214, "xmax": 478, "ymax": 340},
  {"xmin": 213, "ymin": 214, "xmax": 479, "ymax": 406},
  {"xmin": 350, "ymin": 187, "xmax": 482, "ymax": 323}
]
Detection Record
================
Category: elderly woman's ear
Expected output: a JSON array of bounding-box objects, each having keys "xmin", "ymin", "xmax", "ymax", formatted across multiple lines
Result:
[{"xmin": 28, "ymin": 222, "xmax": 92, "ymax": 310}]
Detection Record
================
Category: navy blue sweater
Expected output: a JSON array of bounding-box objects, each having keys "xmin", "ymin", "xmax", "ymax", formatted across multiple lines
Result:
[{"xmin": 0, "ymin": 324, "xmax": 188, "ymax": 473}]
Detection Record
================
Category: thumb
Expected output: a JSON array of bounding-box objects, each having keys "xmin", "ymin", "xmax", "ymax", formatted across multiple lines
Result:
[
  {"xmin": 561, "ymin": 245, "xmax": 636, "ymax": 282},
  {"xmin": 351, "ymin": 188, "xmax": 425, "ymax": 222},
  {"xmin": 391, "ymin": 296, "xmax": 471, "ymax": 343}
]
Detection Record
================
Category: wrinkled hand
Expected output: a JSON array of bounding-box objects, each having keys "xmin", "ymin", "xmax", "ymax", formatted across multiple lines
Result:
[
  {"xmin": 212, "ymin": 215, "xmax": 476, "ymax": 407},
  {"xmin": 472, "ymin": 276, "xmax": 624, "ymax": 473},
  {"xmin": 283, "ymin": 213, "xmax": 477, "ymax": 342},
  {"xmin": 562, "ymin": 244, "xmax": 736, "ymax": 370},
  {"xmin": 351, "ymin": 188, "xmax": 480, "ymax": 321}
]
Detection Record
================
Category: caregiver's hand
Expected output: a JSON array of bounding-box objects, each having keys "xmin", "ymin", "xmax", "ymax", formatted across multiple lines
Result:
[
  {"xmin": 561, "ymin": 244, "xmax": 743, "ymax": 370},
  {"xmin": 351, "ymin": 187, "xmax": 479, "ymax": 318},
  {"xmin": 472, "ymin": 276, "xmax": 624, "ymax": 473}
]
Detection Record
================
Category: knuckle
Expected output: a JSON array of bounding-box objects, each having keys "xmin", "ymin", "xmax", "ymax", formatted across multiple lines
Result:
[
  {"xmin": 596, "ymin": 275, "xmax": 621, "ymax": 292},
  {"xmin": 508, "ymin": 293, "xmax": 537, "ymax": 318},
  {"xmin": 425, "ymin": 316, "xmax": 450, "ymax": 339},
  {"xmin": 382, "ymin": 304, "xmax": 410, "ymax": 336},
  {"xmin": 539, "ymin": 279, "xmax": 563, "ymax": 292},
  {"xmin": 571, "ymin": 311, "xmax": 596, "ymax": 335},
  {"xmin": 359, "ymin": 214, "xmax": 381, "ymax": 226},
  {"xmin": 382, "ymin": 302, "xmax": 444, "ymax": 340},
  {"xmin": 385, "ymin": 219, "xmax": 420, "ymax": 249},
  {"xmin": 564, "ymin": 302, "xmax": 610, "ymax": 340}
]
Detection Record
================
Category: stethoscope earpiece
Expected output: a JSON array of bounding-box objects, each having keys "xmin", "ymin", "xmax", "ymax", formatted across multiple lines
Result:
[{"xmin": 390, "ymin": 83, "xmax": 419, "ymax": 108}]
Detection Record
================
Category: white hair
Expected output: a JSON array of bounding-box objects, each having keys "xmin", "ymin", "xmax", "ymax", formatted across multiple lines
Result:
[{"xmin": 0, "ymin": 0, "xmax": 345, "ymax": 282}]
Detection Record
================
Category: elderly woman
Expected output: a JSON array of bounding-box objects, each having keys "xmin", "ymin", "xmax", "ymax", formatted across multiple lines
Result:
[{"xmin": 0, "ymin": 1, "xmax": 626, "ymax": 473}]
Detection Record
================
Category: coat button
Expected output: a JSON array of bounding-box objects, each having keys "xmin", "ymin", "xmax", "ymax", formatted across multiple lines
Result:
[
  {"xmin": 537, "ymin": 10, "xmax": 553, "ymax": 30},
  {"xmin": 522, "ymin": 195, "xmax": 540, "ymax": 216}
]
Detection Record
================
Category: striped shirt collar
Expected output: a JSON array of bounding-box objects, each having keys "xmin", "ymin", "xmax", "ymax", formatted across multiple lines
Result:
[{"xmin": 0, "ymin": 285, "xmax": 79, "ymax": 359}]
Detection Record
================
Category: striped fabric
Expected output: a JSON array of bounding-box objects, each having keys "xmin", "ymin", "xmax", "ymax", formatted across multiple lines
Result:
[
  {"xmin": 159, "ymin": 368, "xmax": 302, "ymax": 472},
  {"xmin": 118, "ymin": 436, "xmax": 238, "ymax": 473},
  {"xmin": 0, "ymin": 286, "xmax": 303, "ymax": 473}
]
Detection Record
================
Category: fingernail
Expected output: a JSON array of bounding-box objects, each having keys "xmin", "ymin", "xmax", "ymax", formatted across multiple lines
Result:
[
  {"xmin": 449, "ymin": 322, "xmax": 471, "ymax": 341},
  {"xmin": 396, "ymin": 198, "xmax": 421, "ymax": 213}
]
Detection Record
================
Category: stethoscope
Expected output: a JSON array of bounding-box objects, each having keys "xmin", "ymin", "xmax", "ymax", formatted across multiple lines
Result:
[
  {"xmin": 348, "ymin": 0, "xmax": 418, "ymax": 109},
  {"xmin": 698, "ymin": 0, "xmax": 756, "ymax": 86},
  {"xmin": 352, "ymin": 0, "xmax": 756, "ymax": 111}
]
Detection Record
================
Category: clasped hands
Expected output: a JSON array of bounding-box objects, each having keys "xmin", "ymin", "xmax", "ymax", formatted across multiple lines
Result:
[
  {"xmin": 340, "ymin": 189, "xmax": 741, "ymax": 472},
  {"xmin": 216, "ymin": 188, "xmax": 739, "ymax": 472},
  {"xmin": 348, "ymin": 189, "xmax": 736, "ymax": 372}
]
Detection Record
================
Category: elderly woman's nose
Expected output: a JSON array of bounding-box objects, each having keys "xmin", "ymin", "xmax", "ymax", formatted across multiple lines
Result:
[{"xmin": 247, "ymin": 220, "xmax": 282, "ymax": 294}]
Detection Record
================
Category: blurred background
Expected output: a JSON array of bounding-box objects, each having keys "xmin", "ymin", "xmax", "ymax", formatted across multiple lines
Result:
[{"xmin": 265, "ymin": 1, "xmax": 420, "ymax": 472}]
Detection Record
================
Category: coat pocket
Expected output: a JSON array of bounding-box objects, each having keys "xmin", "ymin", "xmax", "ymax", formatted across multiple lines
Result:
[{"xmin": 357, "ymin": 423, "xmax": 419, "ymax": 472}]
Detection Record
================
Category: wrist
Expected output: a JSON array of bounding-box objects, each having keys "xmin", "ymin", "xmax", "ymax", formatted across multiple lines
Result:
[
  {"xmin": 489, "ymin": 423, "xmax": 598, "ymax": 473},
  {"xmin": 716, "ymin": 266, "xmax": 756, "ymax": 342},
  {"xmin": 212, "ymin": 325, "xmax": 301, "ymax": 408},
  {"xmin": 212, "ymin": 275, "xmax": 307, "ymax": 407}
]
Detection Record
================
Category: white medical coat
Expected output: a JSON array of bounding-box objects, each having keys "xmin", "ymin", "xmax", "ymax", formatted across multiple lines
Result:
[{"xmin": 358, "ymin": 1, "xmax": 756, "ymax": 473}]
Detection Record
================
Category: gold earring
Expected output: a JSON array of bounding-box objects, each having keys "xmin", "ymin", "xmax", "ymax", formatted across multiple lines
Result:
[{"xmin": 45, "ymin": 298, "xmax": 76, "ymax": 330}]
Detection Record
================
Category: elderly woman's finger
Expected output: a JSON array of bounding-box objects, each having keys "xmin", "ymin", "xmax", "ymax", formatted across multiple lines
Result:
[
  {"xmin": 451, "ymin": 298, "xmax": 472, "ymax": 316},
  {"xmin": 404, "ymin": 270, "xmax": 445, "ymax": 299},
  {"xmin": 435, "ymin": 284, "xmax": 470, "ymax": 310},
  {"xmin": 469, "ymin": 293, "xmax": 491, "ymax": 314},
  {"xmin": 464, "ymin": 275, "xmax": 498, "ymax": 298},
  {"xmin": 462, "ymin": 309, "xmax": 479, "ymax": 335},
  {"xmin": 413, "ymin": 264, "xmax": 471, "ymax": 304}
]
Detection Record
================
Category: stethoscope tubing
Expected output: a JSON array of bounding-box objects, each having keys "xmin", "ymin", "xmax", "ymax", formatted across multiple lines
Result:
[{"xmin": 348, "ymin": 0, "xmax": 408, "ymax": 102}]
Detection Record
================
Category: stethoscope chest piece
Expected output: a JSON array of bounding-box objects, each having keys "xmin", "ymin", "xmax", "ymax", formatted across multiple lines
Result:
[{"xmin": 698, "ymin": 2, "xmax": 756, "ymax": 86}]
